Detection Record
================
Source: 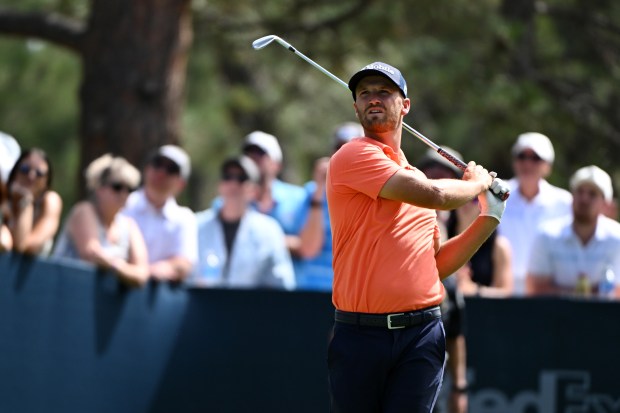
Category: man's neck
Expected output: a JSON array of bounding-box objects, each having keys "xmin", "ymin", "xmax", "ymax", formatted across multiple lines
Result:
[
  {"xmin": 365, "ymin": 129, "xmax": 402, "ymax": 153},
  {"xmin": 518, "ymin": 178, "xmax": 542, "ymax": 201},
  {"xmin": 220, "ymin": 202, "xmax": 246, "ymax": 222},
  {"xmin": 256, "ymin": 180, "xmax": 275, "ymax": 213},
  {"xmin": 573, "ymin": 218, "xmax": 598, "ymax": 246},
  {"xmin": 145, "ymin": 189, "xmax": 170, "ymax": 210}
]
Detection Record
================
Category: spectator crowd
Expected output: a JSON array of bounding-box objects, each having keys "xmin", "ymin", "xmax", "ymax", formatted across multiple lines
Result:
[
  {"xmin": 1, "ymin": 128, "xmax": 619, "ymax": 300},
  {"xmin": 2, "ymin": 126, "xmax": 620, "ymax": 413}
]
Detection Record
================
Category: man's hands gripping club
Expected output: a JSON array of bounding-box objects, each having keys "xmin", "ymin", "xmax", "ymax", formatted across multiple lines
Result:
[
  {"xmin": 480, "ymin": 175, "xmax": 508, "ymax": 222},
  {"xmin": 462, "ymin": 162, "xmax": 508, "ymax": 222}
]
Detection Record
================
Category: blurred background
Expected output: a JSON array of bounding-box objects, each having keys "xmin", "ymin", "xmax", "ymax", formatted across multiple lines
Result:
[{"xmin": 0, "ymin": 0, "xmax": 618, "ymax": 213}]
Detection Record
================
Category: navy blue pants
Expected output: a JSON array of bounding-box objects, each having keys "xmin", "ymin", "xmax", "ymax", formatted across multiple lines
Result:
[{"xmin": 328, "ymin": 318, "xmax": 446, "ymax": 413}]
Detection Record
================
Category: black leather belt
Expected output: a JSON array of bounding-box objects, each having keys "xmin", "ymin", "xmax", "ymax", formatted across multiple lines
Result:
[{"xmin": 335, "ymin": 306, "xmax": 441, "ymax": 330}]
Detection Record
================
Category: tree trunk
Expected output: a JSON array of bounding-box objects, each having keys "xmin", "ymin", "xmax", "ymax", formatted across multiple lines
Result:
[{"xmin": 79, "ymin": 0, "xmax": 192, "ymax": 191}]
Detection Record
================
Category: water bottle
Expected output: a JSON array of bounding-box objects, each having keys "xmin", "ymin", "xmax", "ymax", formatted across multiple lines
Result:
[
  {"xmin": 598, "ymin": 265, "xmax": 615, "ymax": 299},
  {"xmin": 195, "ymin": 250, "xmax": 222, "ymax": 287}
]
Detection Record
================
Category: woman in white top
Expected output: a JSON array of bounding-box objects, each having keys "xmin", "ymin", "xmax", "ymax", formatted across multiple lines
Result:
[
  {"xmin": 53, "ymin": 154, "xmax": 149, "ymax": 287},
  {"xmin": 6, "ymin": 148, "xmax": 62, "ymax": 256}
]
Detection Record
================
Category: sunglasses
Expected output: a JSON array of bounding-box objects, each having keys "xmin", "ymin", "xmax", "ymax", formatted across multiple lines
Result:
[
  {"xmin": 515, "ymin": 153, "xmax": 543, "ymax": 163},
  {"xmin": 221, "ymin": 173, "xmax": 248, "ymax": 183},
  {"xmin": 151, "ymin": 156, "xmax": 181, "ymax": 175},
  {"xmin": 243, "ymin": 145, "xmax": 267, "ymax": 158},
  {"xmin": 18, "ymin": 164, "xmax": 48, "ymax": 178},
  {"xmin": 108, "ymin": 182, "xmax": 135, "ymax": 193}
]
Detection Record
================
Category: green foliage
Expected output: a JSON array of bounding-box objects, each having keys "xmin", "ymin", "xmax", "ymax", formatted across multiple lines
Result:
[
  {"xmin": 0, "ymin": 37, "xmax": 80, "ymax": 208},
  {"xmin": 1, "ymin": 0, "xmax": 619, "ymax": 210}
]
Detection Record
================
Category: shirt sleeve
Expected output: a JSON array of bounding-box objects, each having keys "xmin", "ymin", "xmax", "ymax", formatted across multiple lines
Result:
[{"xmin": 330, "ymin": 140, "xmax": 401, "ymax": 200}]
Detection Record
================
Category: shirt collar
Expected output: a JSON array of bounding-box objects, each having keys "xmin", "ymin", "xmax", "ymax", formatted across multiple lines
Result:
[
  {"xmin": 360, "ymin": 137, "xmax": 409, "ymax": 166},
  {"xmin": 130, "ymin": 188, "xmax": 179, "ymax": 218},
  {"xmin": 566, "ymin": 214, "xmax": 610, "ymax": 242}
]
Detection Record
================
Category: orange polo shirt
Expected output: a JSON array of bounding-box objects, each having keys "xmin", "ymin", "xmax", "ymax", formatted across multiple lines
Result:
[{"xmin": 326, "ymin": 137, "xmax": 444, "ymax": 313}]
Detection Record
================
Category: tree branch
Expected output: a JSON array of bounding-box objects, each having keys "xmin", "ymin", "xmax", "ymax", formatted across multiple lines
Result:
[{"xmin": 0, "ymin": 9, "xmax": 85, "ymax": 53}]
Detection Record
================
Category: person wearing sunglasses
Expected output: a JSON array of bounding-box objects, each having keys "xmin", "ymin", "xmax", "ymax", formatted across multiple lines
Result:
[
  {"xmin": 190, "ymin": 156, "xmax": 295, "ymax": 290},
  {"xmin": 6, "ymin": 148, "xmax": 62, "ymax": 256},
  {"xmin": 498, "ymin": 132, "xmax": 572, "ymax": 296},
  {"xmin": 122, "ymin": 145, "xmax": 197, "ymax": 282},
  {"xmin": 238, "ymin": 131, "xmax": 308, "ymax": 278},
  {"xmin": 52, "ymin": 154, "xmax": 149, "ymax": 287}
]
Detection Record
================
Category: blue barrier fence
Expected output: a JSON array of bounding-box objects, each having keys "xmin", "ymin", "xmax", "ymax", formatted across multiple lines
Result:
[{"xmin": 1, "ymin": 252, "xmax": 619, "ymax": 413}]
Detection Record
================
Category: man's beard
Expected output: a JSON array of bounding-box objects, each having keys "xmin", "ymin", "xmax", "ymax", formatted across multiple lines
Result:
[
  {"xmin": 573, "ymin": 207, "xmax": 597, "ymax": 224},
  {"xmin": 359, "ymin": 106, "xmax": 401, "ymax": 133}
]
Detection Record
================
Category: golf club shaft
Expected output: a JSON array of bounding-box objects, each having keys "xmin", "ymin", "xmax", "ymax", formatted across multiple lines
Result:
[
  {"xmin": 253, "ymin": 35, "xmax": 467, "ymax": 170},
  {"xmin": 253, "ymin": 35, "xmax": 509, "ymax": 200}
]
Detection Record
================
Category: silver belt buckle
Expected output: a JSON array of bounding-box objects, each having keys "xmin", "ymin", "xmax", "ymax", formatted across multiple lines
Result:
[{"xmin": 387, "ymin": 313, "xmax": 405, "ymax": 329}]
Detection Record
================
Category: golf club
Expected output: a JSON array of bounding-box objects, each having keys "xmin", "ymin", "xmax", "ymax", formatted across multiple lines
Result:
[{"xmin": 252, "ymin": 34, "xmax": 509, "ymax": 200}]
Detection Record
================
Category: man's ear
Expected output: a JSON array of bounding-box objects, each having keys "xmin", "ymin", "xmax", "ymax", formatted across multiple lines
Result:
[
  {"xmin": 173, "ymin": 178, "xmax": 187, "ymax": 197},
  {"xmin": 401, "ymin": 98, "xmax": 411, "ymax": 116}
]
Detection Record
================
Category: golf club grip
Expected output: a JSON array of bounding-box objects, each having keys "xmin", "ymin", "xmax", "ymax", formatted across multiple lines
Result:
[
  {"xmin": 436, "ymin": 148, "xmax": 510, "ymax": 200},
  {"xmin": 437, "ymin": 147, "xmax": 467, "ymax": 171}
]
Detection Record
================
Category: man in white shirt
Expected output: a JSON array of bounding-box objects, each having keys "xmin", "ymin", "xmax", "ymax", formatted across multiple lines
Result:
[
  {"xmin": 122, "ymin": 145, "xmax": 197, "ymax": 281},
  {"xmin": 192, "ymin": 156, "xmax": 295, "ymax": 290},
  {"xmin": 498, "ymin": 132, "xmax": 572, "ymax": 295},
  {"xmin": 527, "ymin": 165, "xmax": 620, "ymax": 297}
]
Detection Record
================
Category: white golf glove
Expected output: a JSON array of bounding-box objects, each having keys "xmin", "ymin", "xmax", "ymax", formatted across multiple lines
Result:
[
  {"xmin": 478, "ymin": 190, "xmax": 506, "ymax": 222},
  {"xmin": 489, "ymin": 176, "xmax": 510, "ymax": 199}
]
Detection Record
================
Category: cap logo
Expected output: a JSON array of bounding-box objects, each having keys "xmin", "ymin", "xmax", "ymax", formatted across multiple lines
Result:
[{"xmin": 363, "ymin": 63, "xmax": 395, "ymax": 75}]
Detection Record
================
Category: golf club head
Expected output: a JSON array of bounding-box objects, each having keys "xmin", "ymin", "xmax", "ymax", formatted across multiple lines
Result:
[{"xmin": 252, "ymin": 35, "xmax": 277, "ymax": 50}]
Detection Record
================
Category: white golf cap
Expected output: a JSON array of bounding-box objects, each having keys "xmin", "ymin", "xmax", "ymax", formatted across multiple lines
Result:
[
  {"xmin": 221, "ymin": 155, "xmax": 261, "ymax": 184},
  {"xmin": 0, "ymin": 131, "xmax": 21, "ymax": 183},
  {"xmin": 243, "ymin": 131, "xmax": 283, "ymax": 163},
  {"xmin": 157, "ymin": 144, "xmax": 191, "ymax": 179},
  {"xmin": 569, "ymin": 165, "xmax": 613, "ymax": 202},
  {"xmin": 333, "ymin": 122, "xmax": 364, "ymax": 146},
  {"xmin": 511, "ymin": 132, "xmax": 555, "ymax": 163}
]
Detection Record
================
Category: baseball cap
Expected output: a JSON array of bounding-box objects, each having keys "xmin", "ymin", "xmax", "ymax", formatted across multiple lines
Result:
[
  {"xmin": 221, "ymin": 155, "xmax": 260, "ymax": 183},
  {"xmin": 156, "ymin": 144, "xmax": 191, "ymax": 179},
  {"xmin": 348, "ymin": 62, "xmax": 408, "ymax": 101},
  {"xmin": 511, "ymin": 132, "xmax": 555, "ymax": 163},
  {"xmin": 416, "ymin": 146, "xmax": 464, "ymax": 178},
  {"xmin": 243, "ymin": 131, "xmax": 283, "ymax": 163},
  {"xmin": 0, "ymin": 131, "xmax": 21, "ymax": 183},
  {"xmin": 569, "ymin": 165, "xmax": 613, "ymax": 202},
  {"xmin": 333, "ymin": 122, "xmax": 364, "ymax": 146}
]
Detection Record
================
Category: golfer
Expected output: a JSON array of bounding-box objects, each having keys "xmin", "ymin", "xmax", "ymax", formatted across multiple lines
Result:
[{"xmin": 326, "ymin": 62, "xmax": 507, "ymax": 413}]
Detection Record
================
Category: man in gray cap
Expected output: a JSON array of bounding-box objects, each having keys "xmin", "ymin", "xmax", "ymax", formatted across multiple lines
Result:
[
  {"xmin": 122, "ymin": 144, "xmax": 197, "ymax": 281},
  {"xmin": 499, "ymin": 132, "xmax": 572, "ymax": 296}
]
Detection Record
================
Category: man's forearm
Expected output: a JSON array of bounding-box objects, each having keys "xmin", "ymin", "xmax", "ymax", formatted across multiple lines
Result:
[
  {"xmin": 435, "ymin": 216, "xmax": 498, "ymax": 279},
  {"xmin": 150, "ymin": 257, "xmax": 193, "ymax": 281}
]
